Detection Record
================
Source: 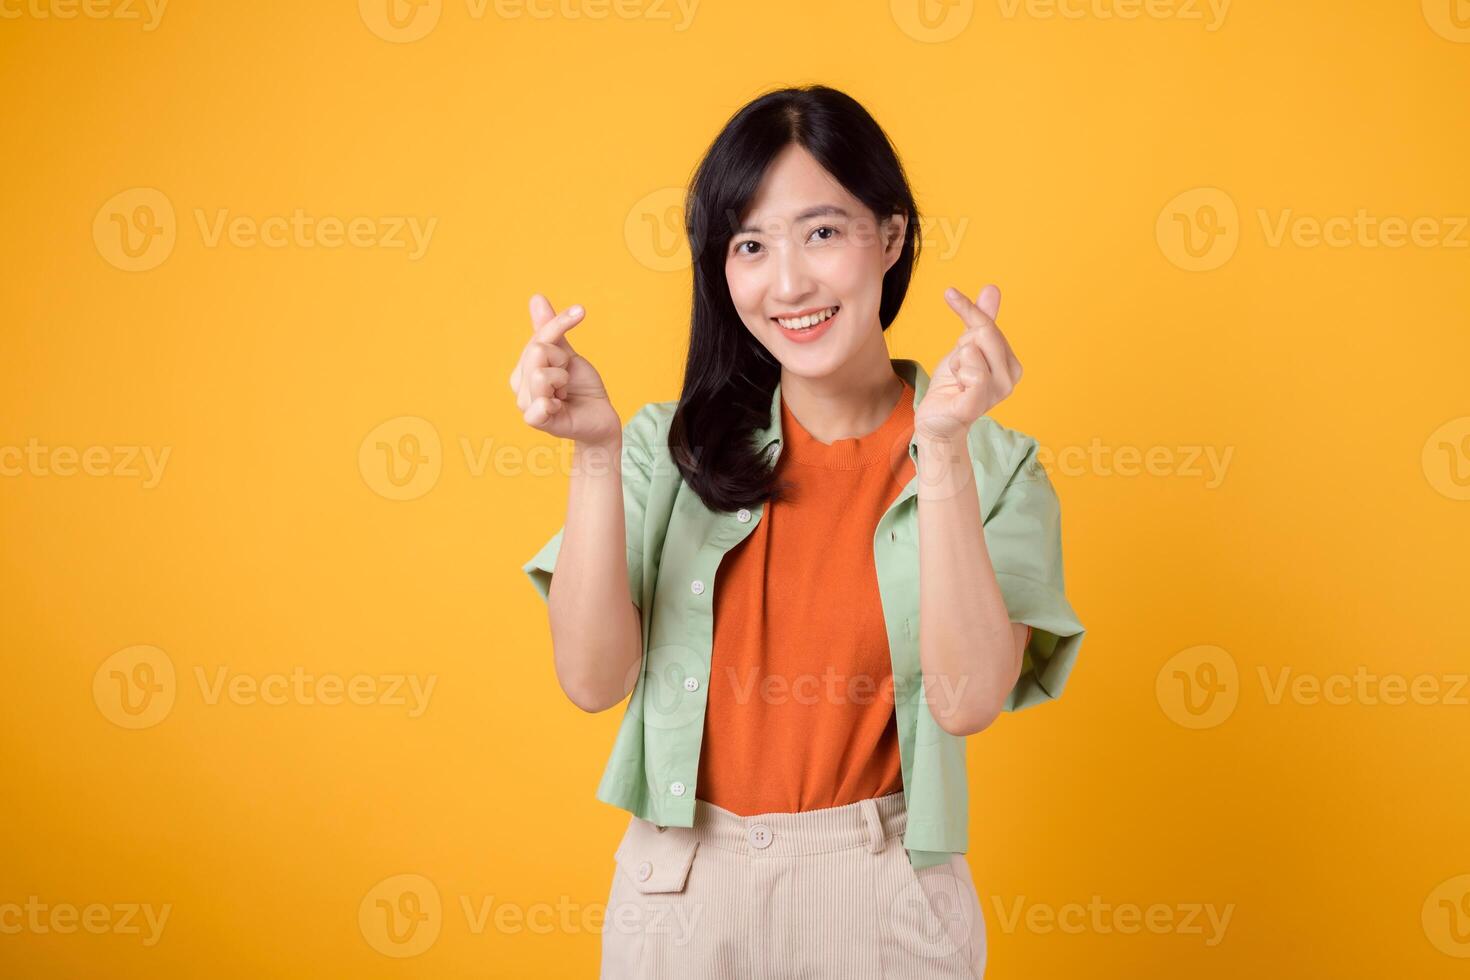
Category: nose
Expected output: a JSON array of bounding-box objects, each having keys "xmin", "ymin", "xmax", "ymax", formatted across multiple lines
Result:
[{"xmin": 770, "ymin": 240, "xmax": 815, "ymax": 307}]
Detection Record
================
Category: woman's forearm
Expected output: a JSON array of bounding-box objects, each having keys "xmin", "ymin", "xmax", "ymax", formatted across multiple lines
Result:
[
  {"xmin": 546, "ymin": 436, "xmax": 643, "ymax": 713},
  {"xmin": 915, "ymin": 433, "xmax": 1026, "ymax": 735}
]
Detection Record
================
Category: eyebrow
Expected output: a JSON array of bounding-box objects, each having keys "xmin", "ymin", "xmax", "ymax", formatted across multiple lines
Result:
[{"xmin": 733, "ymin": 205, "xmax": 852, "ymax": 236}]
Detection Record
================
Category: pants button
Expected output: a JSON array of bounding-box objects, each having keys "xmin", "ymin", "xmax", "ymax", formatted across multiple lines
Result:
[{"xmin": 748, "ymin": 823, "xmax": 773, "ymax": 849}]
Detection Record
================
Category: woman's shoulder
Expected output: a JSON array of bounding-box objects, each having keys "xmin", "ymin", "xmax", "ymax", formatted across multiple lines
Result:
[
  {"xmin": 966, "ymin": 414, "xmax": 1047, "ymax": 486},
  {"xmin": 622, "ymin": 399, "xmax": 679, "ymax": 445},
  {"xmin": 619, "ymin": 400, "xmax": 680, "ymax": 478}
]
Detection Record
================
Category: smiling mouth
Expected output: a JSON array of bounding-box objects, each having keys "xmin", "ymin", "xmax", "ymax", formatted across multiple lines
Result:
[{"xmin": 773, "ymin": 305, "xmax": 839, "ymax": 331}]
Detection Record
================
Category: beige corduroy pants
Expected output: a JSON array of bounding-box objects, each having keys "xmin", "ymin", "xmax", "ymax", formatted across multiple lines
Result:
[{"xmin": 600, "ymin": 790, "xmax": 986, "ymax": 979}]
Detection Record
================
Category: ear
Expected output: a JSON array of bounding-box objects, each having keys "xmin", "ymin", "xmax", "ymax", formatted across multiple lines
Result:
[{"xmin": 881, "ymin": 211, "xmax": 909, "ymax": 272}]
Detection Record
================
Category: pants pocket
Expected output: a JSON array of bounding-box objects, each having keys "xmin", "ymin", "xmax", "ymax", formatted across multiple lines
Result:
[
  {"xmin": 946, "ymin": 855, "xmax": 987, "ymax": 978},
  {"xmin": 601, "ymin": 817, "xmax": 704, "ymax": 978},
  {"xmin": 879, "ymin": 848, "xmax": 987, "ymax": 979}
]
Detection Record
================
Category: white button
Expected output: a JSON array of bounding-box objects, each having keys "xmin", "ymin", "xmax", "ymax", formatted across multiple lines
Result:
[
  {"xmin": 690, "ymin": 580, "xmax": 705, "ymax": 595},
  {"xmin": 736, "ymin": 508, "xmax": 752, "ymax": 523},
  {"xmin": 637, "ymin": 861, "xmax": 652, "ymax": 881},
  {"xmin": 748, "ymin": 823, "xmax": 773, "ymax": 849},
  {"xmin": 670, "ymin": 781, "xmax": 686, "ymax": 797},
  {"xmin": 683, "ymin": 676, "xmax": 699, "ymax": 692}
]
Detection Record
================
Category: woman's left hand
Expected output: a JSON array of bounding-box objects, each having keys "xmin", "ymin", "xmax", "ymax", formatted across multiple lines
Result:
[{"xmin": 913, "ymin": 284, "xmax": 1024, "ymax": 443}]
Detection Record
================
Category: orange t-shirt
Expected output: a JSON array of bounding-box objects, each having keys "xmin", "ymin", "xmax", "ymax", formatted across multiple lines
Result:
[{"xmin": 695, "ymin": 378, "xmax": 918, "ymax": 815}]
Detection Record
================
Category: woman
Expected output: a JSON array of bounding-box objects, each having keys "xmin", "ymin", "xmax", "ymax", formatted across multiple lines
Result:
[{"xmin": 512, "ymin": 84, "xmax": 1086, "ymax": 979}]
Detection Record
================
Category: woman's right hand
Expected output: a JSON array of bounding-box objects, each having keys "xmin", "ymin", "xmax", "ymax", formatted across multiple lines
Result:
[{"xmin": 509, "ymin": 293, "xmax": 621, "ymax": 448}]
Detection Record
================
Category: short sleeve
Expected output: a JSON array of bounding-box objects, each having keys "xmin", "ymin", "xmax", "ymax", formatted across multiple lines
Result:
[
  {"xmin": 983, "ymin": 439, "xmax": 1086, "ymax": 711},
  {"xmin": 520, "ymin": 405, "xmax": 661, "ymax": 610}
]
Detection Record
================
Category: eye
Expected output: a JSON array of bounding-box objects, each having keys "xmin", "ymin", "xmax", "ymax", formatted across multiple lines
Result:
[
  {"xmin": 733, "ymin": 239, "xmax": 762, "ymax": 256},
  {"xmin": 809, "ymin": 225, "xmax": 840, "ymax": 243}
]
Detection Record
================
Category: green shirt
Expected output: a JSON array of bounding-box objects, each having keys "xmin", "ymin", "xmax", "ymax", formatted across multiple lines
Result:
[{"xmin": 522, "ymin": 357, "xmax": 1086, "ymax": 869}]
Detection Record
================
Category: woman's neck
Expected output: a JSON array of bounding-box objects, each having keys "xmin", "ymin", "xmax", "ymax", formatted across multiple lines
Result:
[{"xmin": 778, "ymin": 349, "xmax": 906, "ymax": 447}]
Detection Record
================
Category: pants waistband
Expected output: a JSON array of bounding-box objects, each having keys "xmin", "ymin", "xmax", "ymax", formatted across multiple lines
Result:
[{"xmin": 657, "ymin": 792, "xmax": 907, "ymax": 858}]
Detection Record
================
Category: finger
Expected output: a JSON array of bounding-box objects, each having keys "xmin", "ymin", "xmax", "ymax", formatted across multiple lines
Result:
[
  {"xmin": 944, "ymin": 287, "xmax": 999, "ymax": 337},
  {"xmin": 954, "ymin": 341, "xmax": 994, "ymax": 389},
  {"xmin": 976, "ymin": 284, "xmax": 1001, "ymax": 321},
  {"xmin": 529, "ymin": 293, "xmax": 556, "ymax": 331},
  {"xmin": 529, "ymin": 364, "xmax": 571, "ymax": 401},
  {"xmin": 515, "ymin": 341, "xmax": 572, "ymax": 408},
  {"xmin": 511, "ymin": 329, "xmax": 566, "ymax": 393},
  {"xmin": 517, "ymin": 343, "xmax": 573, "ymax": 408},
  {"xmin": 513, "ymin": 293, "xmax": 558, "ymax": 393},
  {"xmin": 965, "ymin": 326, "xmax": 1015, "ymax": 391},
  {"xmin": 936, "ymin": 330, "xmax": 988, "ymax": 382},
  {"xmin": 945, "ymin": 287, "xmax": 1019, "ymax": 385},
  {"xmin": 973, "ymin": 285, "xmax": 1021, "ymax": 376},
  {"xmin": 525, "ymin": 394, "xmax": 564, "ymax": 428},
  {"xmin": 533, "ymin": 303, "xmax": 586, "ymax": 349}
]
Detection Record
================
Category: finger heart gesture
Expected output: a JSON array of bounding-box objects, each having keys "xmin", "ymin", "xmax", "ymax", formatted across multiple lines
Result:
[{"xmin": 913, "ymin": 284, "xmax": 1023, "ymax": 442}]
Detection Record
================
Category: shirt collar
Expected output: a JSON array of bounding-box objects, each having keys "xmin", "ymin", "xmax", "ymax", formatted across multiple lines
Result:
[{"xmin": 754, "ymin": 358, "xmax": 931, "ymax": 465}]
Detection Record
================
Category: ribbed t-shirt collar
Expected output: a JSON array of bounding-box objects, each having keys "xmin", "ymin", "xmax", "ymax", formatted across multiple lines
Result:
[{"xmin": 779, "ymin": 379, "xmax": 915, "ymax": 470}]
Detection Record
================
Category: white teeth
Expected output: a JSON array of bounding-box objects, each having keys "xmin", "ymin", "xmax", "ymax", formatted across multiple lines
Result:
[{"xmin": 775, "ymin": 306, "xmax": 838, "ymax": 330}]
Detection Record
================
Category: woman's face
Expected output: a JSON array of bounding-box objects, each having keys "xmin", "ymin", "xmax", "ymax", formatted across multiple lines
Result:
[{"xmin": 724, "ymin": 142, "xmax": 907, "ymax": 379}]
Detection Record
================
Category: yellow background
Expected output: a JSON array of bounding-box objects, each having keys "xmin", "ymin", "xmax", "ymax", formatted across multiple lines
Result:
[{"xmin": 3, "ymin": 0, "xmax": 1469, "ymax": 976}]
